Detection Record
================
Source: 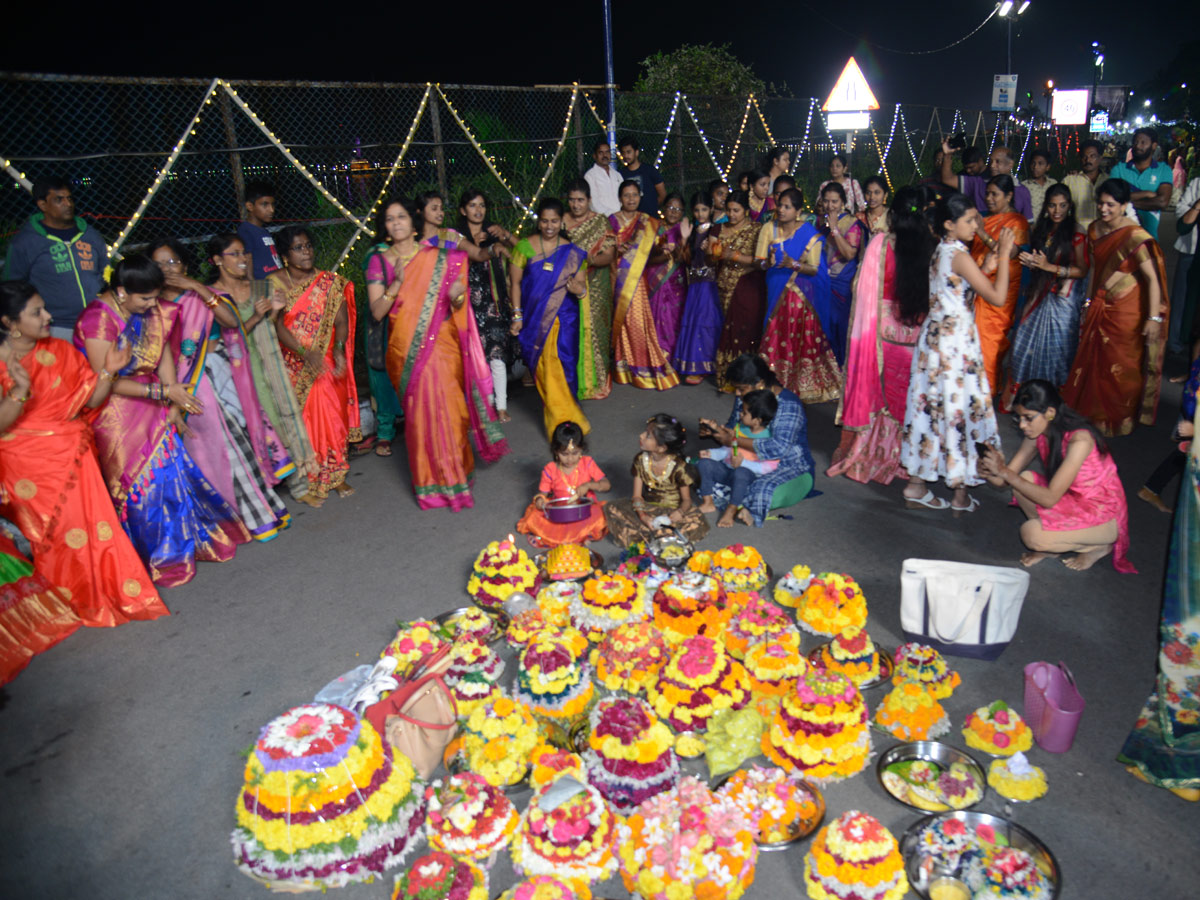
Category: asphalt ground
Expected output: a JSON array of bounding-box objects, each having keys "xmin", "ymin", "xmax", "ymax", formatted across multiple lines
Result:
[{"xmin": 2, "ymin": 214, "xmax": 1198, "ymax": 899}]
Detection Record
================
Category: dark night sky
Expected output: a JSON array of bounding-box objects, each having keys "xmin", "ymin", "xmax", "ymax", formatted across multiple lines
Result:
[{"xmin": 5, "ymin": 1, "xmax": 1195, "ymax": 111}]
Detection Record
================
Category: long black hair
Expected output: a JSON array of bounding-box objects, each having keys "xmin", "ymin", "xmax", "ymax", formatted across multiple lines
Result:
[
  {"xmin": 107, "ymin": 254, "xmax": 164, "ymax": 294},
  {"xmin": 645, "ymin": 413, "xmax": 687, "ymax": 457},
  {"xmin": 455, "ymin": 189, "xmax": 496, "ymax": 246},
  {"xmin": 205, "ymin": 233, "xmax": 243, "ymax": 284},
  {"xmin": 1028, "ymin": 184, "xmax": 1078, "ymax": 300},
  {"xmin": 1013, "ymin": 379, "xmax": 1108, "ymax": 480},
  {"xmin": 0, "ymin": 280, "xmax": 38, "ymax": 337},
  {"xmin": 891, "ymin": 185, "xmax": 937, "ymax": 327},
  {"xmin": 724, "ymin": 353, "xmax": 779, "ymax": 389},
  {"xmin": 929, "ymin": 191, "xmax": 976, "ymax": 238}
]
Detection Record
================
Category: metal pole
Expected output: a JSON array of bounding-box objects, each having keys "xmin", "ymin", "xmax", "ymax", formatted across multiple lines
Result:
[
  {"xmin": 602, "ymin": 0, "xmax": 617, "ymax": 151},
  {"xmin": 1005, "ymin": 18, "xmax": 1012, "ymax": 143}
]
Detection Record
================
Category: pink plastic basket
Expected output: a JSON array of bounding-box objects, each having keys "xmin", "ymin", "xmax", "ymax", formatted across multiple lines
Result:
[{"xmin": 1023, "ymin": 661, "xmax": 1086, "ymax": 753}]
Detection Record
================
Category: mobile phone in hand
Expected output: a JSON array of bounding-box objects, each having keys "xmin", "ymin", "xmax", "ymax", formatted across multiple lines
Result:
[{"xmin": 974, "ymin": 441, "xmax": 992, "ymax": 459}]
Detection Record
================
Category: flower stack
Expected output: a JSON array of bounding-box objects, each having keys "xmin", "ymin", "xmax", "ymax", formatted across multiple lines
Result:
[
  {"xmin": 498, "ymin": 876, "xmax": 589, "ymax": 900},
  {"xmin": 762, "ymin": 669, "xmax": 872, "ymax": 785},
  {"xmin": 441, "ymin": 607, "xmax": 499, "ymax": 644},
  {"xmin": 967, "ymin": 846, "xmax": 1052, "ymax": 900},
  {"xmin": 592, "ymin": 621, "xmax": 668, "ymax": 695},
  {"xmin": 616, "ymin": 544, "xmax": 674, "ymax": 593},
  {"xmin": 528, "ymin": 744, "xmax": 586, "ymax": 790},
  {"xmin": 583, "ymin": 696, "xmax": 679, "ymax": 814},
  {"xmin": 686, "ymin": 549, "xmax": 713, "ymax": 574},
  {"xmin": 424, "ymin": 772, "xmax": 518, "ymax": 866},
  {"xmin": 717, "ymin": 765, "xmax": 821, "ymax": 844},
  {"xmin": 516, "ymin": 633, "xmax": 596, "ymax": 745},
  {"xmin": 382, "ymin": 619, "xmax": 449, "ymax": 675},
  {"xmin": 616, "ymin": 776, "xmax": 758, "ymax": 900},
  {"xmin": 506, "ymin": 608, "xmax": 549, "ymax": 650},
  {"xmin": 707, "ymin": 544, "xmax": 770, "ymax": 593},
  {"xmin": 537, "ymin": 581, "xmax": 580, "ymax": 628},
  {"xmin": 392, "ymin": 851, "xmax": 487, "ymax": 900},
  {"xmin": 873, "ymin": 681, "xmax": 951, "ymax": 741},
  {"xmin": 460, "ymin": 694, "xmax": 541, "ymax": 788},
  {"xmin": 963, "ymin": 700, "xmax": 1033, "ymax": 756},
  {"xmin": 724, "ymin": 592, "xmax": 800, "ymax": 658},
  {"xmin": 773, "ymin": 563, "xmax": 814, "ymax": 608},
  {"xmin": 648, "ymin": 634, "xmax": 750, "ymax": 732},
  {"xmin": 448, "ymin": 672, "xmax": 503, "ymax": 722},
  {"xmin": 744, "ymin": 639, "xmax": 808, "ymax": 698},
  {"xmin": 795, "ymin": 573, "xmax": 867, "ymax": 637},
  {"xmin": 571, "ymin": 571, "xmax": 647, "ymax": 642},
  {"xmin": 813, "ymin": 626, "xmax": 882, "ymax": 687},
  {"xmin": 445, "ymin": 638, "xmax": 505, "ymax": 685},
  {"xmin": 987, "ymin": 752, "xmax": 1048, "ymax": 801},
  {"xmin": 467, "ymin": 539, "xmax": 538, "ymax": 613},
  {"xmin": 231, "ymin": 703, "xmax": 426, "ymax": 890},
  {"xmin": 652, "ymin": 571, "xmax": 730, "ymax": 644},
  {"xmin": 892, "ymin": 642, "xmax": 961, "ymax": 698},
  {"xmin": 511, "ymin": 776, "xmax": 618, "ymax": 886},
  {"xmin": 803, "ymin": 810, "xmax": 908, "ymax": 900}
]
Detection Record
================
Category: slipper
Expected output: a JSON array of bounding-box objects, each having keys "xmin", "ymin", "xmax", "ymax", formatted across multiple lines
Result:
[
  {"xmin": 350, "ymin": 435, "xmax": 376, "ymax": 457},
  {"xmin": 950, "ymin": 496, "xmax": 980, "ymax": 514},
  {"xmin": 374, "ymin": 440, "xmax": 393, "ymax": 457},
  {"xmin": 904, "ymin": 490, "xmax": 950, "ymax": 510}
]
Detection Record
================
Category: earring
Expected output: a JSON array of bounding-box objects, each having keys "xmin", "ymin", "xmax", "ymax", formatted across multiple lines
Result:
[{"xmin": 1045, "ymin": 411, "xmax": 1055, "ymax": 421}]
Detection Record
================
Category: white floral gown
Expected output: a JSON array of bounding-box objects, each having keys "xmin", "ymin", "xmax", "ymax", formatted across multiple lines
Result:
[{"xmin": 900, "ymin": 239, "xmax": 999, "ymax": 488}]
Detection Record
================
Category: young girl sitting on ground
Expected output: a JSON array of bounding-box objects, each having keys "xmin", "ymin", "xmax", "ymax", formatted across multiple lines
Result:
[
  {"xmin": 517, "ymin": 421, "xmax": 610, "ymax": 547},
  {"xmin": 604, "ymin": 413, "xmax": 710, "ymax": 547},
  {"xmin": 698, "ymin": 388, "xmax": 780, "ymax": 527}
]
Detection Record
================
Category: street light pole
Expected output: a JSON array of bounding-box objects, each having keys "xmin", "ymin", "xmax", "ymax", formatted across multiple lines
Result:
[
  {"xmin": 997, "ymin": 2, "xmax": 1030, "ymax": 143},
  {"xmin": 602, "ymin": 0, "xmax": 617, "ymax": 153}
]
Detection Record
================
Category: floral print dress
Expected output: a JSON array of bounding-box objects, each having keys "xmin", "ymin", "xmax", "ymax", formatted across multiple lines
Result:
[{"xmin": 899, "ymin": 239, "xmax": 999, "ymax": 488}]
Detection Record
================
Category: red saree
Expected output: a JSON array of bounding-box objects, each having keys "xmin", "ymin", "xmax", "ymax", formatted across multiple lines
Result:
[
  {"xmin": 1063, "ymin": 223, "xmax": 1169, "ymax": 436},
  {"xmin": 971, "ymin": 211, "xmax": 1028, "ymax": 397},
  {"xmin": 275, "ymin": 271, "xmax": 361, "ymax": 500},
  {"xmin": 0, "ymin": 338, "xmax": 166, "ymax": 627}
]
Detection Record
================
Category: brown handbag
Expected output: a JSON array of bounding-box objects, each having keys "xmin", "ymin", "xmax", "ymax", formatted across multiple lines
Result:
[{"xmin": 364, "ymin": 644, "xmax": 458, "ymax": 780}]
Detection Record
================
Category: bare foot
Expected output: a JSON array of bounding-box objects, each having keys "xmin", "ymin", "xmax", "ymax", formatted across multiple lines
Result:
[
  {"xmin": 1137, "ymin": 486, "xmax": 1172, "ymax": 513},
  {"xmin": 1020, "ymin": 550, "xmax": 1058, "ymax": 568},
  {"xmin": 296, "ymin": 494, "xmax": 324, "ymax": 508},
  {"xmin": 496, "ymin": 409, "xmax": 512, "ymax": 423},
  {"xmin": 717, "ymin": 506, "xmax": 737, "ymax": 528},
  {"xmin": 334, "ymin": 482, "xmax": 356, "ymax": 498},
  {"xmin": 735, "ymin": 507, "xmax": 754, "ymax": 526},
  {"xmin": 698, "ymin": 498, "xmax": 717, "ymax": 514},
  {"xmin": 1062, "ymin": 545, "xmax": 1112, "ymax": 570}
]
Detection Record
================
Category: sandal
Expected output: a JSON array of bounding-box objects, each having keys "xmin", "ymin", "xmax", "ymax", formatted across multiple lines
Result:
[
  {"xmin": 374, "ymin": 440, "xmax": 393, "ymax": 457},
  {"xmin": 950, "ymin": 496, "xmax": 980, "ymax": 515},
  {"xmin": 350, "ymin": 435, "xmax": 376, "ymax": 457},
  {"xmin": 904, "ymin": 490, "xmax": 950, "ymax": 510}
]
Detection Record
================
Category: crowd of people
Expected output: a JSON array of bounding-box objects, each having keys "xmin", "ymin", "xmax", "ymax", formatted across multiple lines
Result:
[{"xmin": 2, "ymin": 129, "xmax": 1198, "ymax": 800}]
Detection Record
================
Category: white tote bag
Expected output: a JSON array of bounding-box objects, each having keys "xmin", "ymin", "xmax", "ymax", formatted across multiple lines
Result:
[{"xmin": 899, "ymin": 559, "xmax": 1030, "ymax": 660}]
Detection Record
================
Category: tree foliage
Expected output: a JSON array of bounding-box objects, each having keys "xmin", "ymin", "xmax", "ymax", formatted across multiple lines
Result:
[{"xmin": 633, "ymin": 43, "xmax": 785, "ymax": 97}]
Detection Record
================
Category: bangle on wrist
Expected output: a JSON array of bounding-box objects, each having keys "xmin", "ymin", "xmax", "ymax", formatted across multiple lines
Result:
[
  {"xmin": 5, "ymin": 392, "xmax": 29, "ymax": 404},
  {"xmin": 1147, "ymin": 314, "xmax": 1164, "ymax": 323}
]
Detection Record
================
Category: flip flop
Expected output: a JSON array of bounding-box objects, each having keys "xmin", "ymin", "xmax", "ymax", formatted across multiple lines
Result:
[
  {"xmin": 904, "ymin": 490, "xmax": 950, "ymax": 510},
  {"xmin": 374, "ymin": 440, "xmax": 393, "ymax": 457},
  {"xmin": 950, "ymin": 496, "xmax": 980, "ymax": 515}
]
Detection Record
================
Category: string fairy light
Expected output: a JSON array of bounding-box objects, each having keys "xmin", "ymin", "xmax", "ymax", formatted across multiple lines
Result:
[
  {"xmin": 791, "ymin": 99, "xmax": 817, "ymax": 174},
  {"xmin": 723, "ymin": 95, "xmax": 756, "ymax": 180},
  {"xmin": 581, "ymin": 91, "xmax": 608, "ymax": 130},
  {"xmin": 751, "ymin": 95, "xmax": 776, "ymax": 146},
  {"xmin": 877, "ymin": 104, "xmax": 899, "ymax": 176},
  {"xmin": 108, "ymin": 78, "xmax": 221, "ymax": 255},
  {"xmin": 987, "ymin": 113, "xmax": 1001, "ymax": 155},
  {"xmin": 524, "ymin": 86, "xmax": 580, "ymax": 213},
  {"xmin": 870, "ymin": 127, "xmax": 893, "ymax": 192},
  {"xmin": 898, "ymin": 105, "xmax": 921, "ymax": 175},
  {"xmin": 220, "ymin": 80, "xmax": 367, "ymax": 231},
  {"xmin": 1015, "ymin": 114, "xmax": 1036, "ymax": 173},
  {"xmin": 680, "ymin": 95, "xmax": 724, "ymax": 176},
  {"xmin": 2, "ymin": 155, "xmax": 31, "ymax": 191},
  {"xmin": 335, "ymin": 84, "xmax": 432, "ymax": 270},
  {"xmin": 655, "ymin": 93, "xmax": 682, "ymax": 168}
]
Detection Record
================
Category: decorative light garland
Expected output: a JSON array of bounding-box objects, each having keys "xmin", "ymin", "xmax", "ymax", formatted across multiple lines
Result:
[
  {"xmin": 1014, "ymin": 114, "xmax": 1036, "ymax": 173},
  {"xmin": 722, "ymin": 95, "xmax": 756, "ymax": 180},
  {"xmin": 987, "ymin": 113, "xmax": 1001, "ymax": 155},
  {"xmin": 870, "ymin": 127, "xmax": 893, "ymax": 192},
  {"xmin": 791, "ymin": 99, "xmax": 817, "ymax": 174},
  {"xmin": 221, "ymin": 80, "xmax": 367, "ymax": 231},
  {"xmin": 751, "ymin": 95, "xmax": 776, "ymax": 146},
  {"xmin": 581, "ymin": 91, "xmax": 608, "ymax": 130},
  {"xmin": 681, "ymin": 95, "xmax": 724, "ymax": 177},
  {"xmin": 108, "ymin": 78, "xmax": 221, "ymax": 255},
  {"xmin": 877, "ymin": 104, "xmax": 899, "ymax": 176},
  {"xmin": 2, "ymin": 155, "xmax": 31, "ymax": 192},
  {"xmin": 654, "ymin": 92, "xmax": 682, "ymax": 168},
  {"xmin": 523, "ymin": 86, "xmax": 580, "ymax": 215},
  {"xmin": 899, "ymin": 105, "xmax": 921, "ymax": 176},
  {"xmin": 437, "ymin": 84, "xmax": 534, "ymax": 218}
]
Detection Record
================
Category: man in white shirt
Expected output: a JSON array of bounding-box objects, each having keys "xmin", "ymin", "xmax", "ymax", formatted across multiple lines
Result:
[{"xmin": 584, "ymin": 140, "xmax": 622, "ymax": 216}]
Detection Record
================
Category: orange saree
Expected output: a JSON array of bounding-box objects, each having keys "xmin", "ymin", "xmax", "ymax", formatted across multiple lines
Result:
[
  {"xmin": 275, "ymin": 270, "xmax": 361, "ymax": 500},
  {"xmin": 1063, "ymin": 223, "xmax": 1169, "ymax": 436},
  {"xmin": 971, "ymin": 211, "xmax": 1028, "ymax": 397},
  {"xmin": 0, "ymin": 338, "xmax": 166, "ymax": 627}
]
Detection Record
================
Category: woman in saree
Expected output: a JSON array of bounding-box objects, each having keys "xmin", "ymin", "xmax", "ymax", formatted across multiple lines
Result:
[
  {"xmin": 1063, "ymin": 178, "xmax": 1169, "ymax": 437},
  {"xmin": 563, "ymin": 178, "xmax": 616, "ymax": 400},
  {"xmin": 269, "ymin": 226, "xmax": 361, "ymax": 501},
  {"xmin": 206, "ymin": 233, "xmax": 318, "ymax": 506},
  {"xmin": 509, "ymin": 198, "xmax": 591, "ymax": 439},
  {"xmin": 73, "ymin": 256, "xmax": 250, "ymax": 586},
  {"xmin": 758, "ymin": 188, "xmax": 842, "ymax": 404},
  {"xmin": 386, "ymin": 231, "xmax": 508, "ymax": 511},
  {"xmin": 816, "ymin": 182, "xmax": 866, "ymax": 365},
  {"xmin": 645, "ymin": 192, "xmax": 688, "ymax": 358},
  {"xmin": 1008, "ymin": 185, "xmax": 1088, "ymax": 407},
  {"xmin": 457, "ymin": 190, "xmax": 517, "ymax": 422},
  {"xmin": 971, "ymin": 174, "xmax": 1029, "ymax": 398},
  {"xmin": 672, "ymin": 191, "xmax": 722, "ymax": 383},
  {"xmin": 857, "ymin": 175, "xmax": 890, "ymax": 236},
  {"xmin": 610, "ymin": 180, "xmax": 680, "ymax": 390},
  {"xmin": 818, "ymin": 154, "xmax": 866, "ymax": 215},
  {"xmin": 151, "ymin": 240, "xmax": 290, "ymax": 541},
  {"xmin": 0, "ymin": 281, "xmax": 167, "ymax": 625},
  {"xmin": 712, "ymin": 191, "xmax": 766, "ymax": 391},
  {"xmin": 415, "ymin": 191, "xmax": 491, "ymax": 263},
  {"xmin": 829, "ymin": 186, "xmax": 936, "ymax": 484}
]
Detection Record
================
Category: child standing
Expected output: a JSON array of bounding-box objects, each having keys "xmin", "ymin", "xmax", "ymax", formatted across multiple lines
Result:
[
  {"xmin": 237, "ymin": 181, "xmax": 283, "ymax": 280},
  {"xmin": 698, "ymin": 389, "xmax": 779, "ymax": 527},
  {"xmin": 672, "ymin": 191, "xmax": 724, "ymax": 384},
  {"xmin": 517, "ymin": 421, "xmax": 610, "ymax": 546},
  {"xmin": 604, "ymin": 414, "xmax": 710, "ymax": 547}
]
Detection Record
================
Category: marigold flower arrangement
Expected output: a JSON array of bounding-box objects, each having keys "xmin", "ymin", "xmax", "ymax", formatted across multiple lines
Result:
[
  {"xmin": 231, "ymin": 703, "xmax": 427, "ymax": 891},
  {"xmin": 616, "ymin": 776, "xmax": 758, "ymax": 900},
  {"xmin": 966, "ymin": 845, "xmax": 1052, "ymax": 900},
  {"xmin": 814, "ymin": 626, "xmax": 881, "ymax": 686},
  {"xmin": 652, "ymin": 571, "xmax": 731, "ymax": 644},
  {"xmin": 516, "ymin": 634, "xmax": 596, "ymax": 723},
  {"xmin": 873, "ymin": 680, "xmax": 951, "ymax": 741},
  {"xmin": 762, "ymin": 669, "xmax": 873, "ymax": 785},
  {"xmin": 449, "ymin": 673, "xmax": 503, "ymax": 722},
  {"xmin": 892, "ymin": 642, "xmax": 961, "ymax": 699},
  {"xmin": 506, "ymin": 608, "xmax": 549, "ymax": 650},
  {"xmin": 724, "ymin": 592, "xmax": 800, "ymax": 659},
  {"xmin": 537, "ymin": 581, "xmax": 581, "ymax": 628},
  {"xmin": 529, "ymin": 744, "xmax": 585, "ymax": 790},
  {"xmin": 707, "ymin": 543, "xmax": 769, "ymax": 592},
  {"xmin": 445, "ymin": 639, "xmax": 505, "ymax": 685},
  {"xmin": 773, "ymin": 563, "xmax": 814, "ymax": 608},
  {"xmin": 467, "ymin": 539, "xmax": 539, "ymax": 612},
  {"xmin": 498, "ymin": 876, "xmax": 591, "ymax": 900},
  {"xmin": 424, "ymin": 772, "xmax": 518, "ymax": 864},
  {"xmin": 392, "ymin": 851, "xmax": 487, "ymax": 900},
  {"xmin": 717, "ymin": 765, "xmax": 821, "ymax": 843},
  {"xmin": 583, "ymin": 696, "xmax": 679, "ymax": 814},
  {"xmin": 803, "ymin": 810, "xmax": 908, "ymax": 900},
  {"xmin": 461, "ymin": 694, "xmax": 541, "ymax": 788},
  {"xmin": 796, "ymin": 573, "xmax": 867, "ymax": 637},
  {"xmin": 647, "ymin": 634, "xmax": 750, "ymax": 732},
  {"xmin": 686, "ymin": 549, "xmax": 713, "ymax": 575},
  {"xmin": 744, "ymin": 640, "xmax": 808, "ymax": 697},
  {"xmin": 616, "ymin": 543, "xmax": 674, "ymax": 593},
  {"xmin": 572, "ymin": 571, "xmax": 647, "ymax": 641},
  {"xmin": 592, "ymin": 621, "xmax": 668, "ymax": 694},
  {"xmin": 987, "ymin": 751, "xmax": 1048, "ymax": 801},
  {"xmin": 442, "ymin": 607, "xmax": 499, "ymax": 644},
  {"xmin": 382, "ymin": 620, "xmax": 449, "ymax": 675},
  {"xmin": 511, "ymin": 776, "xmax": 618, "ymax": 885},
  {"xmin": 962, "ymin": 700, "xmax": 1033, "ymax": 756}
]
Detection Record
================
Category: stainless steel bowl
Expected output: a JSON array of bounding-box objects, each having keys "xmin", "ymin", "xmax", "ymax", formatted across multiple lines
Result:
[
  {"xmin": 876, "ymin": 740, "xmax": 986, "ymax": 812},
  {"xmin": 648, "ymin": 533, "xmax": 694, "ymax": 568}
]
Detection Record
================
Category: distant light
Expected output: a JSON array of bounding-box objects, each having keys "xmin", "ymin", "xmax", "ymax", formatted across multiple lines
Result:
[
  {"xmin": 1047, "ymin": 79, "xmax": 1054, "ymax": 88},
  {"xmin": 1017, "ymin": 0, "xmax": 1031, "ymax": 13},
  {"xmin": 1094, "ymin": 55, "xmax": 1104, "ymax": 66},
  {"xmin": 1136, "ymin": 116, "xmax": 1144, "ymax": 124},
  {"xmin": 1183, "ymin": 83, "xmax": 1189, "ymax": 89},
  {"xmin": 998, "ymin": 0, "xmax": 1014, "ymax": 17},
  {"xmin": 1144, "ymin": 99, "xmax": 1152, "ymax": 107}
]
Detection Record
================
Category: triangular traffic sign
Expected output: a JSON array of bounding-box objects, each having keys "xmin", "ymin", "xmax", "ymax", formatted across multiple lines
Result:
[{"xmin": 822, "ymin": 57, "xmax": 880, "ymax": 112}]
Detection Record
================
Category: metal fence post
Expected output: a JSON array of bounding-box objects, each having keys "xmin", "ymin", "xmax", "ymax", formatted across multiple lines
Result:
[
  {"xmin": 219, "ymin": 87, "xmax": 245, "ymax": 211},
  {"xmin": 428, "ymin": 92, "xmax": 448, "ymax": 196},
  {"xmin": 573, "ymin": 101, "xmax": 585, "ymax": 177}
]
